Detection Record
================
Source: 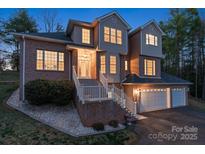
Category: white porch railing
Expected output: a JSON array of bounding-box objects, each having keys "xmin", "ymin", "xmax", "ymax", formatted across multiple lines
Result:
[
  {"xmin": 72, "ymin": 66, "xmax": 110, "ymax": 104},
  {"xmin": 99, "ymin": 71, "xmax": 108, "ymax": 93},
  {"xmin": 73, "ymin": 66, "xmax": 137, "ymax": 116},
  {"xmin": 108, "ymin": 85, "xmax": 137, "ymax": 116}
]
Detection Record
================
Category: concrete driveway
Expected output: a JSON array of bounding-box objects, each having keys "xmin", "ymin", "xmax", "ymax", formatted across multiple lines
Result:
[{"xmin": 134, "ymin": 107, "xmax": 205, "ymax": 144}]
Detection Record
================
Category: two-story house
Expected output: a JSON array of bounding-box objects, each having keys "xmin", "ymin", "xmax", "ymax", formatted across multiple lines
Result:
[{"xmin": 14, "ymin": 11, "xmax": 191, "ymax": 126}]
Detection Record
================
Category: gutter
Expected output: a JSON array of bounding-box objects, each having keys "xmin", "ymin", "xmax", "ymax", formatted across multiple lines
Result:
[
  {"xmin": 122, "ymin": 82, "xmax": 193, "ymax": 86},
  {"xmin": 12, "ymin": 32, "xmax": 71, "ymax": 44}
]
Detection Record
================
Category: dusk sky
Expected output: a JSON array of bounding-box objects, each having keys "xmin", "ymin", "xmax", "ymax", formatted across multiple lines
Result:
[
  {"xmin": 1, "ymin": 8, "xmax": 204, "ymax": 32},
  {"xmin": 0, "ymin": 8, "xmax": 171, "ymax": 32}
]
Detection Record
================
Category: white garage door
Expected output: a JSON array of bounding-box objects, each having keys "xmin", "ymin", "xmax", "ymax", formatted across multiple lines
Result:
[
  {"xmin": 140, "ymin": 89, "xmax": 168, "ymax": 113},
  {"xmin": 172, "ymin": 88, "xmax": 186, "ymax": 107}
]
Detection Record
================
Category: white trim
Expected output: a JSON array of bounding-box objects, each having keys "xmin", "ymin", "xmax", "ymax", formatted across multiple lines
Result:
[
  {"xmin": 140, "ymin": 31, "xmax": 142, "ymax": 55},
  {"xmin": 22, "ymin": 36, "xmax": 25, "ymax": 101},
  {"xmin": 99, "ymin": 22, "xmax": 101, "ymax": 49}
]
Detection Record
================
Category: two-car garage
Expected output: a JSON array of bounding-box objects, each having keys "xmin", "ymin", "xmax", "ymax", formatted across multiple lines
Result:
[{"xmin": 139, "ymin": 87, "xmax": 187, "ymax": 113}]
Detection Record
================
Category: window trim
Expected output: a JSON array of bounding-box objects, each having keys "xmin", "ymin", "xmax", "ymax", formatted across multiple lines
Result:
[
  {"xmin": 100, "ymin": 55, "xmax": 106, "ymax": 74},
  {"xmin": 144, "ymin": 58, "xmax": 156, "ymax": 76},
  {"xmin": 36, "ymin": 49, "xmax": 65, "ymax": 72},
  {"xmin": 110, "ymin": 55, "xmax": 117, "ymax": 74},
  {"xmin": 104, "ymin": 26, "xmax": 122, "ymax": 45},
  {"xmin": 82, "ymin": 28, "xmax": 90, "ymax": 44},
  {"xmin": 146, "ymin": 34, "xmax": 158, "ymax": 46}
]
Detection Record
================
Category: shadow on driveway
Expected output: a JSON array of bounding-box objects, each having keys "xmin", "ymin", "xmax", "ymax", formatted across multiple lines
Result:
[{"xmin": 134, "ymin": 106, "xmax": 205, "ymax": 144}]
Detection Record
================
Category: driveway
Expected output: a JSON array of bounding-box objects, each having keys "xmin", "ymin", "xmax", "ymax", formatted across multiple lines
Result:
[{"xmin": 134, "ymin": 107, "xmax": 205, "ymax": 144}]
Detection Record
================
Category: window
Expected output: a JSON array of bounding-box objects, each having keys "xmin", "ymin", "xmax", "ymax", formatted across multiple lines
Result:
[
  {"xmin": 36, "ymin": 50, "xmax": 43, "ymax": 70},
  {"xmin": 117, "ymin": 30, "xmax": 122, "ymax": 45},
  {"xmin": 36, "ymin": 50, "xmax": 64, "ymax": 71},
  {"xmin": 44, "ymin": 51, "xmax": 58, "ymax": 70},
  {"xmin": 146, "ymin": 34, "xmax": 158, "ymax": 46},
  {"xmin": 104, "ymin": 27, "xmax": 110, "ymax": 42},
  {"xmin": 104, "ymin": 27, "xmax": 122, "ymax": 45},
  {"xmin": 144, "ymin": 59, "xmax": 156, "ymax": 76},
  {"xmin": 110, "ymin": 56, "xmax": 116, "ymax": 74},
  {"xmin": 58, "ymin": 52, "xmax": 64, "ymax": 71},
  {"xmin": 100, "ymin": 55, "xmax": 106, "ymax": 73},
  {"xmin": 125, "ymin": 60, "xmax": 128, "ymax": 71},
  {"xmin": 82, "ymin": 28, "xmax": 90, "ymax": 44},
  {"xmin": 111, "ymin": 28, "xmax": 116, "ymax": 43}
]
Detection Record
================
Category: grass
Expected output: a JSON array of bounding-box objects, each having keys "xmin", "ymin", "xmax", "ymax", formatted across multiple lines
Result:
[
  {"xmin": 189, "ymin": 96, "xmax": 205, "ymax": 112},
  {"xmin": 0, "ymin": 71, "xmax": 19, "ymax": 81},
  {"xmin": 0, "ymin": 72, "xmax": 139, "ymax": 144}
]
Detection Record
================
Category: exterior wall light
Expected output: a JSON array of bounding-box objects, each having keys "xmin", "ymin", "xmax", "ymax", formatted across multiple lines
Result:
[{"xmin": 133, "ymin": 88, "xmax": 141, "ymax": 114}]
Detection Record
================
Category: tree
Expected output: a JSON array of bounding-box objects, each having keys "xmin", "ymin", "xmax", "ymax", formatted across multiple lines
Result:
[
  {"xmin": 0, "ymin": 57, "xmax": 6, "ymax": 72},
  {"xmin": 3, "ymin": 9, "xmax": 38, "ymax": 71},
  {"xmin": 56, "ymin": 23, "xmax": 64, "ymax": 32},
  {"xmin": 160, "ymin": 8, "xmax": 204, "ymax": 98}
]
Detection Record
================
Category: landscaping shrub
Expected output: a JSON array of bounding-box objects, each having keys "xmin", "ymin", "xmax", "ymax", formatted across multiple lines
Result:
[
  {"xmin": 108, "ymin": 120, "xmax": 119, "ymax": 128},
  {"xmin": 92, "ymin": 123, "xmax": 105, "ymax": 131},
  {"xmin": 25, "ymin": 79, "xmax": 74, "ymax": 105}
]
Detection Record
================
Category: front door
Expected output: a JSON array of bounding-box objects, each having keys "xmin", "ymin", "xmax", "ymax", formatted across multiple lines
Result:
[{"xmin": 78, "ymin": 53, "xmax": 91, "ymax": 78}]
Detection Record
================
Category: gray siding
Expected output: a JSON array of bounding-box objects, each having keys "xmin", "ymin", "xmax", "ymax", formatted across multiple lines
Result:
[
  {"xmin": 98, "ymin": 14, "xmax": 129, "ymax": 83},
  {"xmin": 141, "ymin": 23, "xmax": 163, "ymax": 58},
  {"xmin": 71, "ymin": 25, "xmax": 94, "ymax": 46}
]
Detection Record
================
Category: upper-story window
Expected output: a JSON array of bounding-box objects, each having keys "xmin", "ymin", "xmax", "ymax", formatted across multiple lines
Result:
[
  {"xmin": 104, "ymin": 27, "xmax": 122, "ymax": 45},
  {"xmin": 144, "ymin": 59, "xmax": 156, "ymax": 76},
  {"xmin": 100, "ymin": 55, "xmax": 106, "ymax": 73},
  {"xmin": 82, "ymin": 28, "xmax": 90, "ymax": 44},
  {"xmin": 110, "ymin": 56, "xmax": 117, "ymax": 74},
  {"xmin": 36, "ymin": 49, "xmax": 64, "ymax": 71},
  {"xmin": 146, "ymin": 34, "xmax": 158, "ymax": 46}
]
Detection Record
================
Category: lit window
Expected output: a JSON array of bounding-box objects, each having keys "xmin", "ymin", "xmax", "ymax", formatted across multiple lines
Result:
[
  {"xmin": 44, "ymin": 51, "xmax": 58, "ymax": 71},
  {"xmin": 117, "ymin": 30, "xmax": 122, "ymax": 45},
  {"xmin": 100, "ymin": 55, "xmax": 106, "ymax": 73},
  {"xmin": 104, "ymin": 27, "xmax": 110, "ymax": 42},
  {"xmin": 111, "ymin": 28, "xmax": 116, "ymax": 43},
  {"xmin": 58, "ymin": 52, "xmax": 64, "ymax": 71},
  {"xmin": 82, "ymin": 28, "xmax": 90, "ymax": 44},
  {"xmin": 146, "ymin": 34, "xmax": 158, "ymax": 46},
  {"xmin": 36, "ymin": 50, "xmax": 43, "ymax": 70},
  {"xmin": 36, "ymin": 50, "xmax": 64, "ymax": 71},
  {"xmin": 110, "ymin": 56, "xmax": 116, "ymax": 74},
  {"xmin": 144, "ymin": 59, "xmax": 156, "ymax": 76},
  {"xmin": 125, "ymin": 60, "xmax": 128, "ymax": 71}
]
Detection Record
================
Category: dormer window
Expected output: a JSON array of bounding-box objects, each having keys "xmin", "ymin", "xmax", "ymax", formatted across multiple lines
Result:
[
  {"xmin": 82, "ymin": 28, "xmax": 90, "ymax": 44},
  {"xmin": 146, "ymin": 34, "xmax": 158, "ymax": 46},
  {"xmin": 104, "ymin": 27, "xmax": 122, "ymax": 45}
]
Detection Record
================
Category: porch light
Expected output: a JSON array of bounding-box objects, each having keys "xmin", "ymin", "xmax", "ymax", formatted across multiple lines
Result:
[{"xmin": 133, "ymin": 88, "xmax": 140, "ymax": 102}]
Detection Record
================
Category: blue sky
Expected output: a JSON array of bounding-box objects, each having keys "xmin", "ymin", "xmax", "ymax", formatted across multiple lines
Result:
[{"xmin": 0, "ymin": 8, "xmax": 171, "ymax": 31}]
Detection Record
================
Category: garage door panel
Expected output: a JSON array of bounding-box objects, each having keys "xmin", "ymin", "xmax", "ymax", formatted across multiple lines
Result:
[
  {"xmin": 172, "ymin": 88, "xmax": 186, "ymax": 107},
  {"xmin": 140, "ymin": 90, "xmax": 167, "ymax": 113}
]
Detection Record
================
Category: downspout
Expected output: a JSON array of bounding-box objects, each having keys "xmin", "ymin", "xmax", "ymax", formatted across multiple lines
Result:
[{"xmin": 22, "ymin": 36, "xmax": 25, "ymax": 101}]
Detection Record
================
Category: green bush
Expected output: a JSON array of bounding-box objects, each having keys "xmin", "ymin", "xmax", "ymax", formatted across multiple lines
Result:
[
  {"xmin": 92, "ymin": 123, "xmax": 105, "ymax": 131},
  {"xmin": 108, "ymin": 120, "xmax": 119, "ymax": 128},
  {"xmin": 25, "ymin": 79, "xmax": 74, "ymax": 106}
]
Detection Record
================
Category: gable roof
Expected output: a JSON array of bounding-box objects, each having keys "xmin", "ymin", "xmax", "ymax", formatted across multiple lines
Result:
[
  {"xmin": 66, "ymin": 19, "xmax": 93, "ymax": 35},
  {"xmin": 129, "ymin": 19, "xmax": 165, "ymax": 37},
  {"xmin": 122, "ymin": 73, "xmax": 192, "ymax": 85},
  {"xmin": 95, "ymin": 11, "xmax": 132, "ymax": 30}
]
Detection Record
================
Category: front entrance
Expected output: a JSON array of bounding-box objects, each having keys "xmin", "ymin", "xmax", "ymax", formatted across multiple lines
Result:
[{"xmin": 78, "ymin": 52, "xmax": 91, "ymax": 79}]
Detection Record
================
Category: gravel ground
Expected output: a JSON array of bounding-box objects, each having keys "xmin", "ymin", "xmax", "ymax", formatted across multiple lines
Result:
[{"xmin": 7, "ymin": 89, "xmax": 125, "ymax": 137}]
